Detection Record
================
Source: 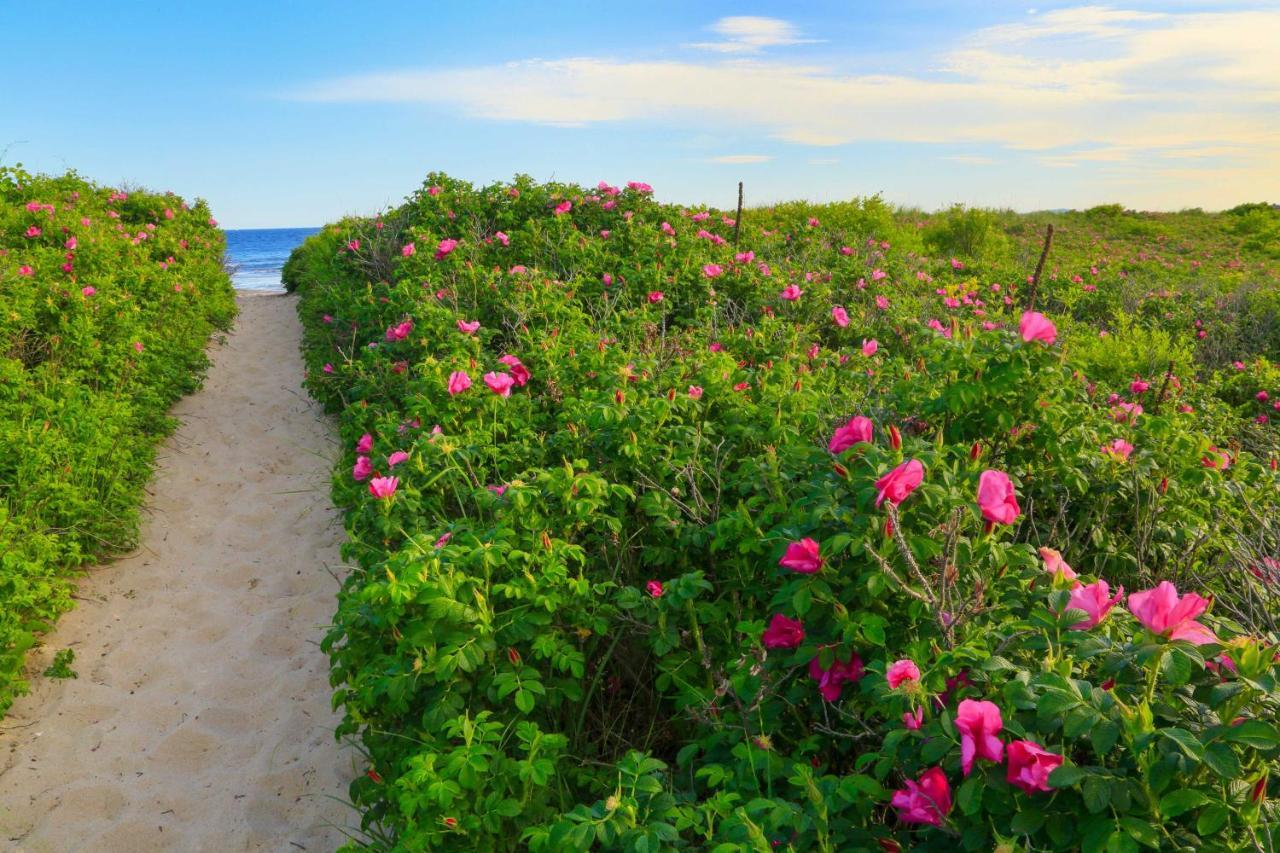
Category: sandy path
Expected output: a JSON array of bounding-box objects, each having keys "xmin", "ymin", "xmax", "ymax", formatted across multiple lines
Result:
[{"xmin": 0, "ymin": 292, "xmax": 354, "ymax": 851}]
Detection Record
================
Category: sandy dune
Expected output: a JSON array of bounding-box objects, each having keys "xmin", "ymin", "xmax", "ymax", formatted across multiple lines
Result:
[{"xmin": 0, "ymin": 293, "xmax": 354, "ymax": 851}]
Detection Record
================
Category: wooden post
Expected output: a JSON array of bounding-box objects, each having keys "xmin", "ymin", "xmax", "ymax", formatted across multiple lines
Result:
[
  {"xmin": 733, "ymin": 181, "xmax": 744, "ymax": 247},
  {"xmin": 1027, "ymin": 223, "xmax": 1054, "ymax": 310}
]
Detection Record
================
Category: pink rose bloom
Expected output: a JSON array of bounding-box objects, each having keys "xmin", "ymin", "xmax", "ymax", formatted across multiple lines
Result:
[
  {"xmin": 1066, "ymin": 580, "xmax": 1124, "ymax": 629},
  {"xmin": 828, "ymin": 415, "xmax": 873, "ymax": 454},
  {"xmin": 497, "ymin": 354, "xmax": 530, "ymax": 386},
  {"xmin": 352, "ymin": 456, "xmax": 373, "ymax": 481},
  {"xmin": 553, "ymin": 200, "xmax": 572, "ymax": 215},
  {"xmin": 779, "ymin": 538, "xmax": 823, "ymax": 573},
  {"xmin": 1102, "ymin": 438, "xmax": 1133, "ymax": 461},
  {"xmin": 874, "ymin": 460, "xmax": 924, "ymax": 508},
  {"xmin": 457, "ymin": 319, "xmax": 480, "ymax": 334},
  {"xmin": 355, "ymin": 433, "xmax": 374, "ymax": 454},
  {"xmin": 1128, "ymin": 581, "xmax": 1218, "ymax": 645},
  {"xmin": 734, "ymin": 250, "xmax": 755, "ymax": 264},
  {"xmin": 1201, "ymin": 446, "xmax": 1231, "ymax": 470},
  {"xmin": 831, "ymin": 305, "xmax": 849, "ymax": 327},
  {"xmin": 17, "ymin": 265, "xmax": 33, "ymax": 276},
  {"xmin": 702, "ymin": 264, "xmax": 722, "ymax": 279},
  {"xmin": 872, "ymin": 269, "xmax": 887, "ymax": 281},
  {"xmin": 646, "ymin": 580, "xmax": 664, "ymax": 598},
  {"xmin": 761, "ymin": 614, "xmax": 805, "ymax": 649},
  {"xmin": 368, "ymin": 476, "xmax": 398, "ymax": 499},
  {"xmin": 955, "ymin": 699, "xmax": 1004, "ymax": 776},
  {"xmin": 1006, "ymin": 740, "xmax": 1063, "ymax": 794},
  {"xmin": 977, "ymin": 470, "xmax": 1020, "ymax": 525},
  {"xmin": 447, "ymin": 370, "xmax": 472, "ymax": 395},
  {"xmin": 495, "ymin": 231, "xmax": 510, "ymax": 247},
  {"xmin": 1130, "ymin": 379, "xmax": 1149, "ymax": 394},
  {"xmin": 484, "ymin": 371, "xmax": 516, "ymax": 397},
  {"xmin": 65, "ymin": 236, "xmax": 77, "ymax": 250},
  {"xmin": 861, "ymin": 339, "xmax": 878, "ymax": 357},
  {"xmin": 81, "ymin": 286, "xmax": 96, "ymax": 297},
  {"xmin": 1020, "ymin": 311, "xmax": 1057, "ymax": 344},
  {"xmin": 133, "ymin": 341, "xmax": 144, "ymax": 353},
  {"xmin": 903, "ymin": 707, "xmax": 924, "ymax": 729},
  {"xmin": 601, "ymin": 273, "xmax": 613, "ymax": 286},
  {"xmin": 1039, "ymin": 547, "xmax": 1077, "ymax": 580},
  {"xmin": 891, "ymin": 767, "xmax": 952, "ymax": 827},
  {"xmin": 647, "ymin": 291, "xmax": 664, "ymax": 303},
  {"xmin": 434, "ymin": 532, "xmax": 453, "ymax": 549},
  {"xmin": 434, "ymin": 238, "xmax": 458, "ymax": 260},
  {"xmin": 387, "ymin": 451, "xmax": 410, "ymax": 467},
  {"xmin": 808, "ymin": 650, "xmax": 863, "ymax": 701},
  {"xmin": 401, "ymin": 242, "xmax": 416, "ymax": 257},
  {"xmin": 886, "ymin": 658, "xmax": 921, "ymax": 689},
  {"xmin": 688, "ymin": 385, "xmax": 704, "ymax": 399},
  {"xmin": 780, "ymin": 284, "xmax": 802, "ymax": 301}
]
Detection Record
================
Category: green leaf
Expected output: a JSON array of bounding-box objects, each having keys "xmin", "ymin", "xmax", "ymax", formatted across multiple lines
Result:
[
  {"xmin": 1203, "ymin": 742, "xmax": 1241, "ymax": 778},
  {"xmin": 1010, "ymin": 807, "xmax": 1045, "ymax": 835},
  {"xmin": 1223, "ymin": 719, "xmax": 1280, "ymax": 748},
  {"xmin": 1159, "ymin": 789, "xmax": 1208, "ymax": 819},
  {"xmin": 1064, "ymin": 707, "xmax": 1098, "ymax": 738},
  {"xmin": 1161, "ymin": 727, "xmax": 1204, "ymax": 761},
  {"xmin": 792, "ymin": 585, "xmax": 812, "ymax": 617},
  {"xmin": 1083, "ymin": 775, "xmax": 1110, "ymax": 813},
  {"xmin": 1048, "ymin": 764, "xmax": 1089, "ymax": 788},
  {"xmin": 957, "ymin": 776, "xmax": 983, "ymax": 816},
  {"xmin": 1196, "ymin": 804, "xmax": 1229, "ymax": 836},
  {"xmin": 1161, "ymin": 648, "xmax": 1193, "ymax": 687},
  {"xmin": 1037, "ymin": 689, "xmax": 1080, "ymax": 718},
  {"xmin": 1119, "ymin": 816, "xmax": 1160, "ymax": 849},
  {"xmin": 515, "ymin": 689, "xmax": 535, "ymax": 713},
  {"xmin": 1091, "ymin": 720, "xmax": 1121, "ymax": 756}
]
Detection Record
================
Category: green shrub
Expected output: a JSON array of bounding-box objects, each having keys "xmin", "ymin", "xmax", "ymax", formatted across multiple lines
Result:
[
  {"xmin": 0, "ymin": 165, "xmax": 234, "ymax": 714},
  {"xmin": 292, "ymin": 175, "xmax": 1280, "ymax": 850}
]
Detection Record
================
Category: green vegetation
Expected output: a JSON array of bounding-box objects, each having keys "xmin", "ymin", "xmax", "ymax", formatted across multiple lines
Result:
[
  {"xmin": 0, "ymin": 166, "xmax": 234, "ymax": 714},
  {"xmin": 289, "ymin": 176, "xmax": 1280, "ymax": 850}
]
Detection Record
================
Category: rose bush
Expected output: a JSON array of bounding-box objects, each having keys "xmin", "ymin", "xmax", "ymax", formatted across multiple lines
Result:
[
  {"xmin": 0, "ymin": 165, "xmax": 234, "ymax": 714},
  {"xmin": 289, "ymin": 173, "xmax": 1280, "ymax": 850}
]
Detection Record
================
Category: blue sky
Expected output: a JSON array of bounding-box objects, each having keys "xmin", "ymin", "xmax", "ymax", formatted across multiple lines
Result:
[{"xmin": 2, "ymin": 2, "xmax": 1276, "ymax": 227}]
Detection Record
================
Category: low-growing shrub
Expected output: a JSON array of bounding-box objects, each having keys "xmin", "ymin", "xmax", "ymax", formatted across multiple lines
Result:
[
  {"xmin": 0, "ymin": 165, "xmax": 234, "ymax": 713},
  {"xmin": 292, "ymin": 174, "xmax": 1280, "ymax": 850}
]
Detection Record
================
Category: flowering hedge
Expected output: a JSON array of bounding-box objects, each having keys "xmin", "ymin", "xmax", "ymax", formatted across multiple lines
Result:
[
  {"xmin": 0, "ymin": 166, "xmax": 234, "ymax": 713},
  {"xmin": 289, "ymin": 174, "xmax": 1280, "ymax": 850}
]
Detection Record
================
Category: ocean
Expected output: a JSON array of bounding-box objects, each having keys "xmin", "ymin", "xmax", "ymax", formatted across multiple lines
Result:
[{"xmin": 225, "ymin": 227, "xmax": 320, "ymax": 291}]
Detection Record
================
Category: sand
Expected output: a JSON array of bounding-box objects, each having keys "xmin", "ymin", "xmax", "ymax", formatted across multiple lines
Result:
[{"xmin": 0, "ymin": 292, "xmax": 355, "ymax": 851}]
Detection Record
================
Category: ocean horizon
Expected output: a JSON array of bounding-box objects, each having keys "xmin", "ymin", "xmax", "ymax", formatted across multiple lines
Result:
[{"xmin": 225, "ymin": 227, "xmax": 320, "ymax": 291}]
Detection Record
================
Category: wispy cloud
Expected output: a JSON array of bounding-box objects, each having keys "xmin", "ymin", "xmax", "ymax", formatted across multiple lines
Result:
[
  {"xmin": 291, "ymin": 8, "xmax": 1280, "ymax": 206},
  {"xmin": 709, "ymin": 154, "xmax": 771, "ymax": 164},
  {"xmin": 943, "ymin": 155, "xmax": 996, "ymax": 165},
  {"xmin": 685, "ymin": 16, "xmax": 816, "ymax": 54}
]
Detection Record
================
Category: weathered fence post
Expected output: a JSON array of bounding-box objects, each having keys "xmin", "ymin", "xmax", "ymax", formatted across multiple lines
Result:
[
  {"xmin": 1027, "ymin": 223, "xmax": 1054, "ymax": 310},
  {"xmin": 733, "ymin": 181, "xmax": 744, "ymax": 247}
]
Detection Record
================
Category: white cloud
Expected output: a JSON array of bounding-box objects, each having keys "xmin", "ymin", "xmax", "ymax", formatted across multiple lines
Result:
[
  {"xmin": 685, "ymin": 16, "xmax": 815, "ymax": 53},
  {"xmin": 290, "ymin": 8, "xmax": 1280, "ymax": 207},
  {"xmin": 944, "ymin": 155, "xmax": 996, "ymax": 165},
  {"xmin": 709, "ymin": 154, "xmax": 771, "ymax": 164}
]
